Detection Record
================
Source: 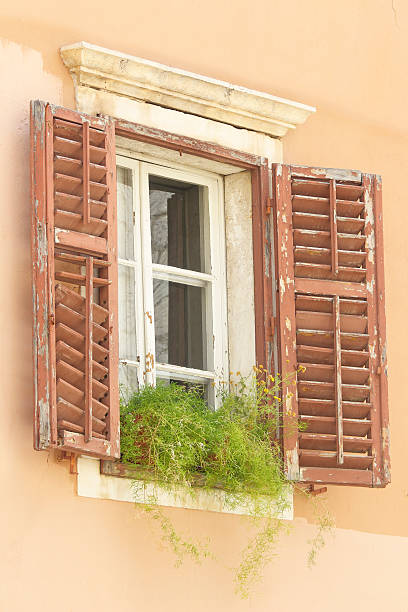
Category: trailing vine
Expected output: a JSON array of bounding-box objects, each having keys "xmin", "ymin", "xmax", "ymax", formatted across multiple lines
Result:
[{"xmin": 120, "ymin": 367, "xmax": 333, "ymax": 598}]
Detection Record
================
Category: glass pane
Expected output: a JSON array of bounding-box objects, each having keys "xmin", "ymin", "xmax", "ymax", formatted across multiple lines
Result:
[
  {"xmin": 149, "ymin": 176, "xmax": 205, "ymax": 272},
  {"xmin": 117, "ymin": 166, "xmax": 134, "ymax": 260},
  {"xmin": 153, "ymin": 279, "xmax": 205, "ymax": 370},
  {"xmin": 119, "ymin": 363, "xmax": 139, "ymax": 399},
  {"xmin": 118, "ymin": 265, "xmax": 137, "ymax": 361},
  {"xmin": 157, "ymin": 374, "xmax": 207, "ymax": 395}
]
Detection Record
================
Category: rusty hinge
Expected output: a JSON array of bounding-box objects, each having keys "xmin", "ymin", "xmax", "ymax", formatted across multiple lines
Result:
[
  {"xmin": 48, "ymin": 313, "xmax": 55, "ymax": 327},
  {"xmin": 266, "ymin": 197, "xmax": 273, "ymax": 216},
  {"xmin": 55, "ymin": 451, "xmax": 78, "ymax": 474},
  {"xmin": 306, "ymin": 484, "xmax": 328, "ymax": 496},
  {"xmin": 266, "ymin": 315, "xmax": 276, "ymax": 340}
]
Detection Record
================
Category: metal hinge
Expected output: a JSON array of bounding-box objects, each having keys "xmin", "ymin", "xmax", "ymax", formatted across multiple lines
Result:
[{"xmin": 266, "ymin": 197, "xmax": 273, "ymax": 216}]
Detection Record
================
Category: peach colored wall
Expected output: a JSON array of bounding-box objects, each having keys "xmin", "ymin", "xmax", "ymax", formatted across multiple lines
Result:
[{"xmin": 1, "ymin": 1, "xmax": 408, "ymax": 610}]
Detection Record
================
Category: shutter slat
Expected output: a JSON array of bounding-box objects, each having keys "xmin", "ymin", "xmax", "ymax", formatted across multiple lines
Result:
[
  {"xmin": 299, "ymin": 398, "xmax": 372, "ymax": 419},
  {"xmin": 56, "ymin": 340, "xmax": 108, "ymax": 381},
  {"xmin": 294, "ymin": 246, "xmax": 366, "ymax": 267},
  {"xmin": 32, "ymin": 101, "xmax": 119, "ymax": 458},
  {"xmin": 54, "ymin": 209, "xmax": 107, "ymax": 236},
  {"xmin": 55, "ymin": 270, "xmax": 110, "ymax": 287},
  {"xmin": 57, "ymin": 398, "xmax": 106, "ymax": 433},
  {"xmin": 295, "ymin": 262, "xmax": 367, "ymax": 282},
  {"xmin": 294, "ymin": 229, "xmax": 366, "ymax": 251},
  {"xmin": 300, "ymin": 433, "xmax": 372, "ymax": 453},
  {"xmin": 55, "ymin": 192, "xmax": 107, "ymax": 218},
  {"xmin": 299, "ymin": 450, "xmax": 373, "ymax": 470},
  {"xmin": 55, "ymin": 284, "xmax": 108, "ymax": 325},
  {"xmin": 57, "ymin": 379, "xmax": 108, "ymax": 419},
  {"xmin": 56, "ymin": 323, "xmax": 108, "ymax": 363},
  {"xmin": 297, "ymin": 345, "xmax": 333, "ymax": 364},
  {"xmin": 53, "ymin": 118, "xmax": 106, "ymax": 144},
  {"xmin": 57, "ymin": 420, "xmax": 106, "ymax": 439},
  {"xmin": 57, "ymin": 360, "xmax": 108, "ymax": 397},
  {"xmin": 300, "ymin": 415, "xmax": 372, "ymax": 436},
  {"xmin": 274, "ymin": 163, "xmax": 389, "ymax": 486},
  {"xmin": 292, "ymin": 196, "xmax": 365, "ymax": 218},
  {"xmin": 54, "ymin": 135, "xmax": 107, "ymax": 164},
  {"xmin": 55, "ymin": 303, "xmax": 108, "ymax": 342},
  {"xmin": 54, "ymin": 173, "xmax": 108, "ymax": 200},
  {"xmin": 54, "ymin": 155, "xmax": 107, "ymax": 182}
]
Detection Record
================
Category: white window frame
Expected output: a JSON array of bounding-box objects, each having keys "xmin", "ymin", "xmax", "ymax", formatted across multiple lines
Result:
[{"xmin": 116, "ymin": 153, "xmax": 229, "ymax": 405}]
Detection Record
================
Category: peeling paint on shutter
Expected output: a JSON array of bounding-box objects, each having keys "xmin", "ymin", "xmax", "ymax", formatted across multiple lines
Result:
[
  {"xmin": 273, "ymin": 164, "xmax": 389, "ymax": 487},
  {"xmin": 31, "ymin": 101, "xmax": 119, "ymax": 458}
]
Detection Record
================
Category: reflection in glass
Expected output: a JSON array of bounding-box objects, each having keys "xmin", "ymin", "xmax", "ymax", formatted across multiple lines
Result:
[
  {"xmin": 153, "ymin": 279, "xmax": 205, "ymax": 370},
  {"xmin": 117, "ymin": 166, "xmax": 134, "ymax": 261},
  {"xmin": 119, "ymin": 363, "xmax": 139, "ymax": 399},
  {"xmin": 118, "ymin": 265, "xmax": 137, "ymax": 361},
  {"xmin": 149, "ymin": 176, "xmax": 205, "ymax": 272}
]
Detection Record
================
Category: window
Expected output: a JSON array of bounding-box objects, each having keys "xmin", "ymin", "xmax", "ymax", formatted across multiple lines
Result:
[
  {"xmin": 116, "ymin": 156, "xmax": 228, "ymax": 404},
  {"xmin": 31, "ymin": 101, "xmax": 390, "ymax": 487}
]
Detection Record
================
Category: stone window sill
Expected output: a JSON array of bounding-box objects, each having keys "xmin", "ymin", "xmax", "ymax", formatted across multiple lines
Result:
[{"xmin": 77, "ymin": 456, "xmax": 293, "ymax": 520}]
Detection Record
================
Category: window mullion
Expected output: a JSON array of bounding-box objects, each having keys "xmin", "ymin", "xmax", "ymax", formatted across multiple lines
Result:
[
  {"xmin": 131, "ymin": 162, "xmax": 146, "ymax": 389},
  {"xmin": 139, "ymin": 162, "xmax": 156, "ymax": 385}
]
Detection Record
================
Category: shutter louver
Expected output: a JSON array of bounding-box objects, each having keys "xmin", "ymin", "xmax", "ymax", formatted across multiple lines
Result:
[
  {"xmin": 274, "ymin": 164, "xmax": 389, "ymax": 487},
  {"xmin": 31, "ymin": 101, "xmax": 119, "ymax": 458}
]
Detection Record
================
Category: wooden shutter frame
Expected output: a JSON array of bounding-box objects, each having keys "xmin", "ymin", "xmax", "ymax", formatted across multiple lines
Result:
[
  {"xmin": 31, "ymin": 101, "xmax": 119, "ymax": 458},
  {"xmin": 273, "ymin": 164, "xmax": 390, "ymax": 487}
]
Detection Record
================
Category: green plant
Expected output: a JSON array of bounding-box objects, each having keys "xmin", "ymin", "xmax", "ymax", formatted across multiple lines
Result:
[{"xmin": 120, "ymin": 367, "xmax": 333, "ymax": 598}]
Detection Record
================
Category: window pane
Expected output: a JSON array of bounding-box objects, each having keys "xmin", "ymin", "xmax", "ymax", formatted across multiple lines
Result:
[
  {"xmin": 119, "ymin": 363, "xmax": 139, "ymax": 399},
  {"xmin": 149, "ymin": 176, "xmax": 205, "ymax": 272},
  {"xmin": 153, "ymin": 278, "xmax": 205, "ymax": 370},
  {"xmin": 117, "ymin": 166, "xmax": 134, "ymax": 260},
  {"xmin": 118, "ymin": 265, "xmax": 137, "ymax": 361},
  {"xmin": 157, "ymin": 374, "xmax": 207, "ymax": 395}
]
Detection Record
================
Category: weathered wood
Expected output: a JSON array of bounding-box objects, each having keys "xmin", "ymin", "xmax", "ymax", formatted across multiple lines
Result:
[
  {"xmin": 31, "ymin": 100, "xmax": 51, "ymax": 451},
  {"xmin": 82, "ymin": 121, "xmax": 90, "ymax": 225},
  {"xmin": 85, "ymin": 257, "xmax": 93, "ymax": 442},
  {"xmin": 275, "ymin": 163, "xmax": 389, "ymax": 487},
  {"xmin": 101, "ymin": 118, "xmax": 120, "ymax": 459},
  {"xmin": 116, "ymin": 119, "xmax": 263, "ymax": 169},
  {"xmin": 274, "ymin": 164, "xmax": 299, "ymax": 480},
  {"xmin": 252, "ymin": 163, "xmax": 276, "ymax": 374},
  {"xmin": 295, "ymin": 277, "xmax": 367, "ymax": 298},
  {"xmin": 31, "ymin": 102, "xmax": 119, "ymax": 459},
  {"xmin": 54, "ymin": 228, "xmax": 107, "ymax": 255},
  {"xmin": 299, "ymin": 466, "xmax": 372, "ymax": 486},
  {"xmin": 373, "ymin": 176, "xmax": 390, "ymax": 485},
  {"xmin": 333, "ymin": 296, "xmax": 343, "ymax": 464},
  {"xmin": 329, "ymin": 180, "xmax": 338, "ymax": 275}
]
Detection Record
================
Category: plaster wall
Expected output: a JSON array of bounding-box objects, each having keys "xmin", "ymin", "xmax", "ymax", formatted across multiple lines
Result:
[{"xmin": 1, "ymin": 1, "xmax": 408, "ymax": 609}]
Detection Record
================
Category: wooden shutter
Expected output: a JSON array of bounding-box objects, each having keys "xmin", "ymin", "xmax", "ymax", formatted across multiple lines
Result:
[
  {"xmin": 31, "ymin": 101, "xmax": 119, "ymax": 458},
  {"xmin": 273, "ymin": 164, "xmax": 389, "ymax": 487}
]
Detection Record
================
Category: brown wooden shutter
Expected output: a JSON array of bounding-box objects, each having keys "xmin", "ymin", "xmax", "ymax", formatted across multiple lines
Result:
[
  {"xmin": 273, "ymin": 164, "xmax": 389, "ymax": 487},
  {"xmin": 31, "ymin": 100, "xmax": 119, "ymax": 458}
]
